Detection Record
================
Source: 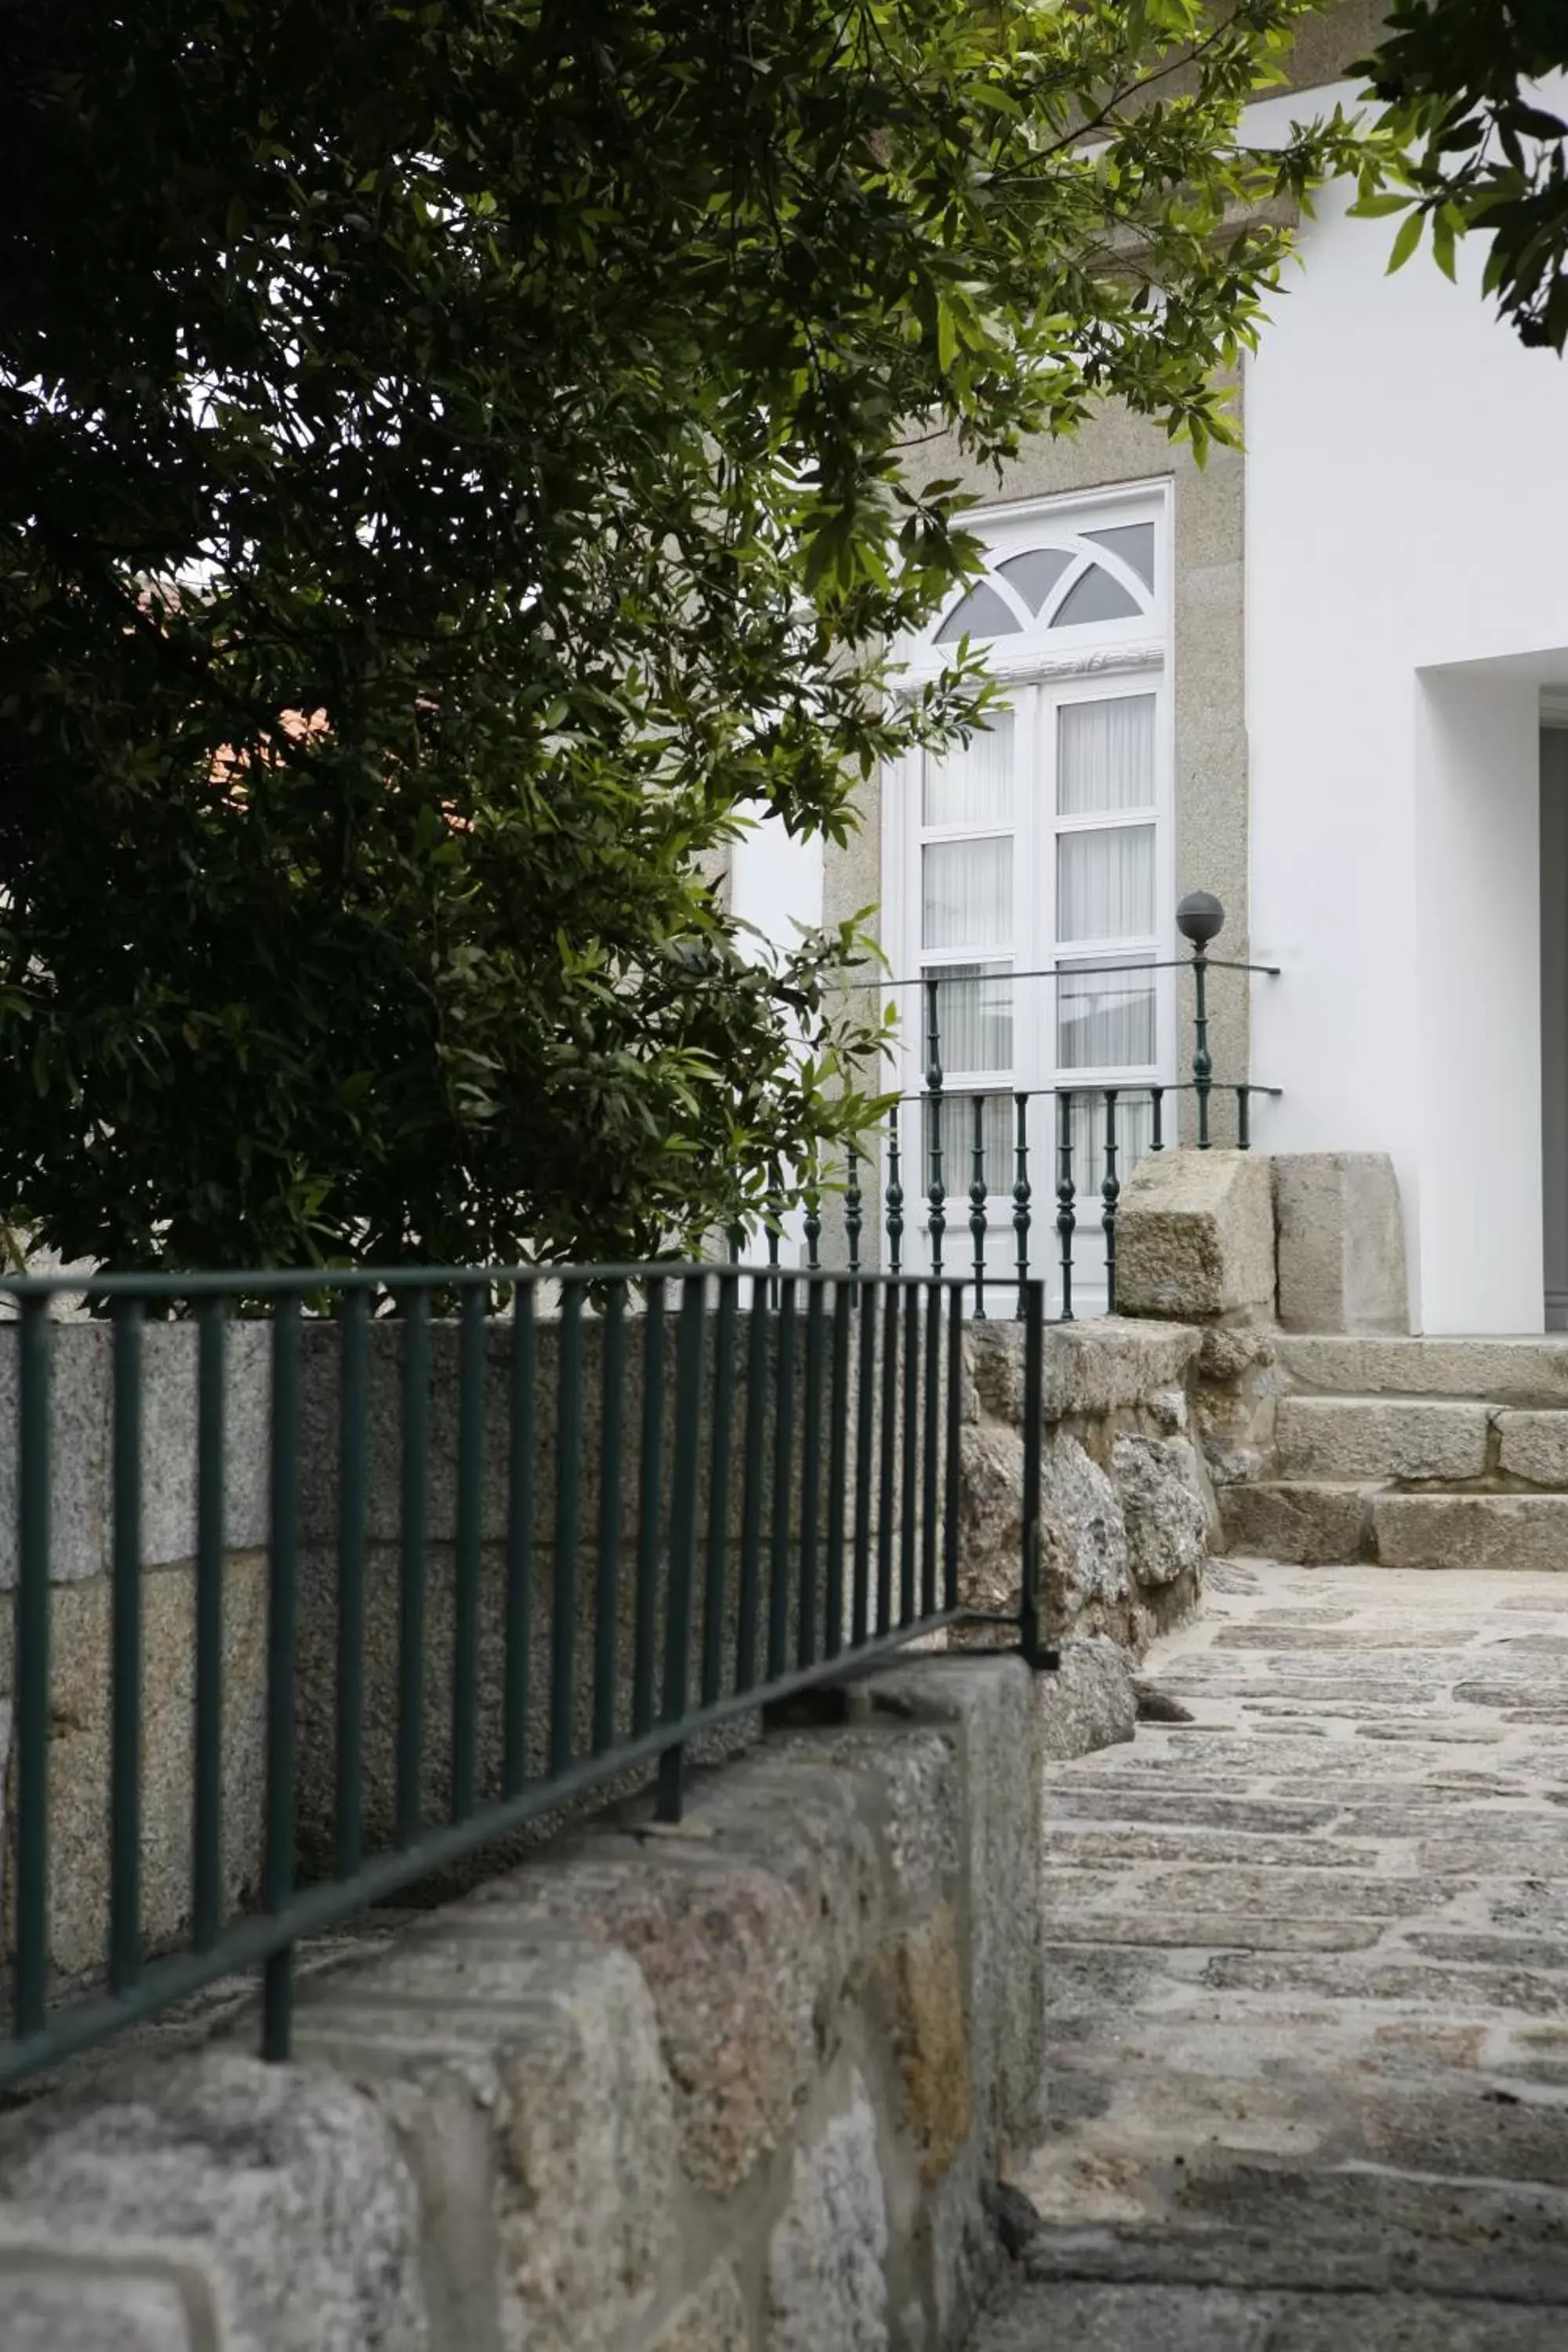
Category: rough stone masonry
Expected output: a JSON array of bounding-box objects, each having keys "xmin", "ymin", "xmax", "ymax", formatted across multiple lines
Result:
[{"xmin": 0, "ymin": 1642, "xmax": 1139, "ymax": 2352}]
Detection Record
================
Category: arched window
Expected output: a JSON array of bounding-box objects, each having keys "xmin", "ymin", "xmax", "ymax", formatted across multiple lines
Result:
[
  {"xmin": 931, "ymin": 522, "xmax": 1156, "ymax": 645},
  {"xmin": 884, "ymin": 490, "xmax": 1171, "ymax": 1300}
]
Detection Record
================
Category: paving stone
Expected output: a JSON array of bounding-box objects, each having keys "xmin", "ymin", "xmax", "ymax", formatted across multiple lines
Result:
[
  {"xmin": 971, "ymin": 2281, "xmax": 1568, "ymax": 2350},
  {"xmin": 1400, "ymin": 1929, "xmax": 1568, "ymax": 1971},
  {"xmin": 1037, "ymin": 1914, "xmax": 1383, "ymax": 1953},
  {"xmin": 1042, "ymin": 1870, "xmax": 1437, "ymax": 1921},
  {"xmin": 978, "ymin": 1562, "xmax": 1568, "ymax": 2352},
  {"xmin": 1040, "ymin": 1831, "xmax": 1381, "ymax": 1870},
  {"xmin": 1047, "ymin": 1792, "xmax": 1342, "ymax": 1834},
  {"xmin": 1202, "ymin": 1954, "xmax": 1568, "ymax": 2013}
]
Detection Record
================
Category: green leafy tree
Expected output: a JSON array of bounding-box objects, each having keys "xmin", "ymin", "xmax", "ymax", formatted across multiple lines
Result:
[
  {"xmin": 1352, "ymin": 2, "xmax": 1568, "ymax": 347},
  {"xmin": 2, "ymin": 0, "xmax": 1363, "ymax": 1273}
]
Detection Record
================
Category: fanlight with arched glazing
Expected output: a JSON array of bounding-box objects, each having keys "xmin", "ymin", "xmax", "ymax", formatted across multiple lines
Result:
[{"xmin": 932, "ymin": 522, "xmax": 1155, "ymax": 644}]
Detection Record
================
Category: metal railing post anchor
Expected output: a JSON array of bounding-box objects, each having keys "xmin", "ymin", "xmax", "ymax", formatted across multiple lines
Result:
[{"xmin": 1177, "ymin": 891, "xmax": 1225, "ymax": 1151}]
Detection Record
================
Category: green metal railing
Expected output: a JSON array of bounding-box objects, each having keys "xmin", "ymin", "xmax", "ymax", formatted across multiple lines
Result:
[
  {"xmin": 813, "ymin": 890, "xmax": 1281, "ymax": 1319},
  {"xmin": 0, "ymin": 1263, "xmax": 1047, "ymax": 2090}
]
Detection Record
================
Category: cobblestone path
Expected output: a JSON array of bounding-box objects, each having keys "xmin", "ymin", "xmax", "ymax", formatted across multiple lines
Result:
[{"xmin": 971, "ymin": 1558, "xmax": 1568, "ymax": 2349}]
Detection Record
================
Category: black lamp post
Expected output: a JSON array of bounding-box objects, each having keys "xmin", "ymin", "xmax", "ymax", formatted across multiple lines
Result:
[{"xmin": 1176, "ymin": 892, "xmax": 1225, "ymax": 1149}]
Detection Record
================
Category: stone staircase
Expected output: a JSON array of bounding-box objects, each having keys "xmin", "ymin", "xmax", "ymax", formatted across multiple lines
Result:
[{"xmin": 1218, "ymin": 1334, "xmax": 1568, "ymax": 1568}]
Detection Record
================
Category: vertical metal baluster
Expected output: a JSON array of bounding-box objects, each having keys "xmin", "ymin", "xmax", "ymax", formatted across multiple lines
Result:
[
  {"xmin": 1013, "ymin": 1091, "xmax": 1031, "ymax": 1321},
  {"xmin": 395, "ymin": 1288, "xmax": 430, "ymax": 1849},
  {"xmin": 193, "ymin": 1296, "xmax": 227, "ymax": 1950},
  {"xmin": 1150, "ymin": 1085, "xmax": 1165, "ymax": 1152},
  {"xmin": 900, "ymin": 1283, "xmax": 920, "ymax": 1624},
  {"xmin": 925, "ymin": 978, "xmax": 945, "ymax": 1280},
  {"xmin": 451, "ymin": 1286, "xmax": 485, "ymax": 1821},
  {"xmin": 921, "ymin": 1279, "xmax": 941, "ymax": 1617},
  {"xmin": 335, "ymin": 1288, "xmax": 368, "ymax": 1882},
  {"xmin": 110, "ymin": 1298, "xmax": 143, "ymax": 1996},
  {"xmin": 767, "ymin": 1276, "xmax": 797, "ymax": 1680},
  {"xmin": 550, "ymin": 1282, "xmax": 584, "ymax": 1776},
  {"xmin": 851, "ymin": 1276, "xmax": 877, "ymax": 1647},
  {"xmin": 886, "ymin": 1109, "xmax": 904, "ymax": 1276},
  {"xmin": 1019, "ymin": 1279, "xmax": 1046, "ymax": 1669},
  {"xmin": 633, "ymin": 1279, "xmax": 666, "ymax": 1737},
  {"xmin": 263, "ymin": 1291, "xmax": 302, "ymax": 2062},
  {"xmin": 592, "ymin": 1279, "xmax": 627, "ymax": 1755},
  {"xmin": 765, "ymin": 1165, "xmax": 782, "ymax": 1309},
  {"xmin": 876, "ymin": 1283, "xmax": 899, "ymax": 1636},
  {"xmin": 970, "ymin": 1094, "xmax": 988, "ymax": 1319},
  {"xmin": 1056, "ymin": 1091, "xmax": 1076, "ymax": 1325},
  {"xmin": 844, "ymin": 1147, "xmax": 863, "ymax": 1276},
  {"xmin": 13, "ymin": 1296, "xmax": 50, "ymax": 2042},
  {"xmin": 1102, "ymin": 1087, "xmax": 1120, "ymax": 1316},
  {"xmin": 803, "ymin": 1163, "xmax": 821, "ymax": 1273},
  {"xmin": 503, "ymin": 1283, "xmax": 536, "ymax": 1797},
  {"xmin": 735, "ymin": 1273, "xmax": 768, "ymax": 1692},
  {"xmin": 943, "ymin": 1284, "xmax": 964, "ymax": 1614},
  {"xmin": 798, "ymin": 1276, "xmax": 825, "ymax": 1668},
  {"xmin": 826, "ymin": 1280, "xmax": 851, "ymax": 1658},
  {"xmin": 1237, "ymin": 1085, "xmax": 1251, "ymax": 1150},
  {"xmin": 656, "ymin": 1276, "xmax": 705, "ymax": 1821},
  {"xmin": 1193, "ymin": 935, "xmax": 1213, "ymax": 1149},
  {"xmin": 702, "ymin": 1271, "xmax": 738, "ymax": 1706}
]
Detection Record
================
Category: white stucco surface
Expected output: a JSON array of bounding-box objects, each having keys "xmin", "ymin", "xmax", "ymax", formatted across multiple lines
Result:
[{"xmin": 1245, "ymin": 78, "xmax": 1568, "ymax": 1330}]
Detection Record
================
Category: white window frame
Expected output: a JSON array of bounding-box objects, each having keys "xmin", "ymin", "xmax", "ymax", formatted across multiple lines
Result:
[{"xmin": 881, "ymin": 481, "xmax": 1176, "ymax": 1269}]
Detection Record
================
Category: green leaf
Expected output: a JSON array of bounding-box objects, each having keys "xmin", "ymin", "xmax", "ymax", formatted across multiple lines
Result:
[{"xmin": 1387, "ymin": 209, "xmax": 1426, "ymax": 274}]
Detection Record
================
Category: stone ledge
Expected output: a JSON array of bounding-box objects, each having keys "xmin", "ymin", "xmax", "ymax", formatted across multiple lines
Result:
[
  {"xmin": 1275, "ymin": 1397, "xmax": 1490, "ymax": 1483},
  {"xmin": 1218, "ymin": 1480, "xmax": 1374, "ymax": 1566},
  {"xmin": 1114, "ymin": 1150, "xmax": 1275, "ymax": 1323},
  {"xmin": 1277, "ymin": 1336, "xmax": 1568, "ymax": 1407},
  {"xmin": 1496, "ymin": 1411, "xmax": 1568, "ymax": 1487},
  {"xmin": 970, "ymin": 1319, "xmax": 1201, "ymax": 1427},
  {"xmin": 0, "ymin": 1653, "xmax": 1056, "ymax": 2352},
  {"xmin": 1373, "ymin": 1492, "xmax": 1568, "ymax": 1572}
]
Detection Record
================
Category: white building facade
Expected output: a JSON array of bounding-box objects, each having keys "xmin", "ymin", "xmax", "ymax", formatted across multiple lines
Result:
[{"xmin": 728, "ymin": 25, "xmax": 1568, "ymax": 1335}]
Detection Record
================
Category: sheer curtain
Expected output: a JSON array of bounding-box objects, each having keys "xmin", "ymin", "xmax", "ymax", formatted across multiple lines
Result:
[
  {"xmin": 1069, "ymin": 1091, "xmax": 1156, "ymax": 1202},
  {"xmin": 1058, "ymin": 958, "xmax": 1156, "ymax": 1070},
  {"xmin": 1058, "ymin": 695, "xmax": 1154, "ymax": 813},
  {"xmin": 923, "ymin": 837, "xmax": 1012, "ymax": 950},
  {"xmin": 1057, "ymin": 826, "xmax": 1154, "ymax": 943},
  {"xmin": 923, "ymin": 710, "xmax": 1014, "ymax": 826},
  {"xmin": 928, "ymin": 963, "xmax": 1013, "ymax": 1076}
]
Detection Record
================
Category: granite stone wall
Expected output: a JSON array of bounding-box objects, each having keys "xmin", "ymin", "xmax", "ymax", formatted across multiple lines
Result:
[{"xmin": 0, "ymin": 1650, "xmax": 1073, "ymax": 2352}]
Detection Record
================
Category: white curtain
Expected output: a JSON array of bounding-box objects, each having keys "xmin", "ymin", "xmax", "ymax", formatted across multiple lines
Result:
[
  {"xmin": 1057, "ymin": 824, "xmax": 1154, "ymax": 943},
  {"xmin": 1057, "ymin": 958, "xmax": 1155, "ymax": 1070},
  {"xmin": 1068, "ymin": 1091, "xmax": 1156, "ymax": 1203},
  {"xmin": 925, "ymin": 961, "xmax": 1013, "ymax": 1076},
  {"xmin": 1058, "ymin": 695, "xmax": 1155, "ymax": 815},
  {"xmin": 923, "ymin": 836, "xmax": 1012, "ymax": 949},
  {"xmin": 923, "ymin": 710, "xmax": 1014, "ymax": 828}
]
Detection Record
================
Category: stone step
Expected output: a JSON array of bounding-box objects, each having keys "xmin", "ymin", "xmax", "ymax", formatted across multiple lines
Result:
[
  {"xmin": 1274, "ymin": 1396, "xmax": 1490, "ymax": 1482},
  {"xmin": 1374, "ymin": 1490, "xmax": 1568, "ymax": 1571},
  {"xmin": 1218, "ymin": 1480, "xmax": 1374, "ymax": 1566},
  {"xmin": 1219, "ymin": 1479, "xmax": 1568, "ymax": 1570},
  {"xmin": 1277, "ymin": 1334, "xmax": 1568, "ymax": 1407}
]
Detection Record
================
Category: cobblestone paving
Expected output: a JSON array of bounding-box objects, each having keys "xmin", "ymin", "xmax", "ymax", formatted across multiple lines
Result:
[{"xmin": 970, "ymin": 1559, "xmax": 1568, "ymax": 2349}]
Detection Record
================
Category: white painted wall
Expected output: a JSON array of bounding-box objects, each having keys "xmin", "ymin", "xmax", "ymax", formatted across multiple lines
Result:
[
  {"xmin": 728, "ymin": 808, "xmax": 824, "ymax": 964},
  {"xmin": 728, "ymin": 809, "xmax": 825, "ymax": 1266},
  {"xmin": 1244, "ymin": 79, "xmax": 1568, "ymax": 1330}
]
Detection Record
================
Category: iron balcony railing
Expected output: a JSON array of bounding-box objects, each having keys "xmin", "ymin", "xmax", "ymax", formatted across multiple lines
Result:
[
  {"xmin": 770, "ymin": 892, "xmax": 1279, "ymax": 1318},
  {"xmin": 0, "ymin": 1262, "xmax": 1048, "ymax": 2092}
]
